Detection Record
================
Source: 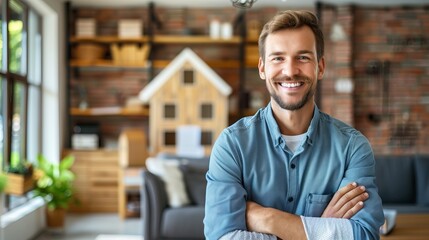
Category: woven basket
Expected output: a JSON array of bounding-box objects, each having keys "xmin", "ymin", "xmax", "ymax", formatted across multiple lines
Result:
[{"xmin": 73, "ymin": 43, "xmax": 106, "ymax": 62}]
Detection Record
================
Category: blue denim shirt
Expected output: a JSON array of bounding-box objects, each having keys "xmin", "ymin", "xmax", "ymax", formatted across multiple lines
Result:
[{"xmin": 204, "ymin": 103, "xmax": 384, "ymax": 240}]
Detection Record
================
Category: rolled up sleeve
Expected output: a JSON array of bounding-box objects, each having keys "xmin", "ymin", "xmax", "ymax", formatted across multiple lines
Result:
[
  {"xmin": 340, "ymin": 133, "xmax": 385, "ymax": 239},
  {"xmin": 204, "ymin": 130, "xmax": 248, "ymax": 240}
]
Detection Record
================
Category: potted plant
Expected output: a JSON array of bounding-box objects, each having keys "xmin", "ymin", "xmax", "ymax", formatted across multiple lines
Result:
[
  {"xmin": 33, "ymin": 154, "xmax": 76, "ymax": 228},
  {"xmin": 4, "ymin": 159, "xmax": 34, "ymax": 195}
]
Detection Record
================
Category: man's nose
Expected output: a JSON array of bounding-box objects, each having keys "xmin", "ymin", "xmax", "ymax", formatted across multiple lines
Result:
[{"xmin": 281, "ymin": 60, "xmax": 299, "ymax": 77}]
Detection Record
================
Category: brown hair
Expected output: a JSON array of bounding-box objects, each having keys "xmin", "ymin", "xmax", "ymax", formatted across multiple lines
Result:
[{"xmin": 258, "ymin": 10, "xmax": 324, "ymax": 61}]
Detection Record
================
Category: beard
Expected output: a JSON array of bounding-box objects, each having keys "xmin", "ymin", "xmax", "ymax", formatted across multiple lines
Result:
[{"xmin": 268, "ymin": 74, "xmax": 316, "ymax": 111}]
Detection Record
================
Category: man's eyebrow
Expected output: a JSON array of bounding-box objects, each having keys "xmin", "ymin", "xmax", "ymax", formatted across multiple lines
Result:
[
  {"xmin": 297, "ymin": 50, "xmax": 315, "ymax": 55},
  {"xmin": 267, "ymin": 51, "xmax": 285, "ymax": 57},
  {"xmin": 267, "ymin": 50, "xmax": 315, "ymax": 57}
]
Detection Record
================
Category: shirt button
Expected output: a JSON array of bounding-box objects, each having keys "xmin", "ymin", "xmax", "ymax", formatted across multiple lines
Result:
[
  {"xmin": 288, "ymin": 197, "xmax": 294, "ymax": 202},
  {"xmin": 290, "ymin": 163, "xmax": 296, "ymax": 169}
]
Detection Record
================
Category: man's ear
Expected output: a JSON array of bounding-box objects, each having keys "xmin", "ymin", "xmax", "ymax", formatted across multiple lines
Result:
[
  {"xmin": 317, "ymin": 57, "xmax": 326, "ymax": 80},
  {"xmin": 258, "ymin": 57, "xmax": 265, "ymax": 80}
]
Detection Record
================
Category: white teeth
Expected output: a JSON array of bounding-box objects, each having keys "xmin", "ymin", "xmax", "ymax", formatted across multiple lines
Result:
[{"xmin": 280, "ymin": 82, "xmax": 302, "ymax": 88}]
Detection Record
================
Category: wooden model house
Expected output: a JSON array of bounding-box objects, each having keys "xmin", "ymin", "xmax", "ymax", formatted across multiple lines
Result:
[{"xmin": 139, "ymin": 48, "xmax": 232, "ymax": 155}]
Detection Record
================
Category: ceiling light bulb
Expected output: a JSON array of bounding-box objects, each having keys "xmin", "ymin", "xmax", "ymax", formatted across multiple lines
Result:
[{"xmin": 231, "ymin": 0, "xmax": 257, "ymax": 9}]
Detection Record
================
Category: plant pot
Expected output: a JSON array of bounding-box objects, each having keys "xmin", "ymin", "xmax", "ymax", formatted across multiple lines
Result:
[
  {"xmin": 4, "ymin": 173, "xmax": 34, "ymax": 195},
  {"xmin": 46, "ymin": 208, "xmax": 66, "ymax": 228}
]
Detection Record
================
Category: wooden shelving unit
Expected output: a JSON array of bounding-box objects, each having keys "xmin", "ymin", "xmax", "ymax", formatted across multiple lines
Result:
[{"xmin": 65, "ymin": 3, "xmax": 263, "ymax": 217}]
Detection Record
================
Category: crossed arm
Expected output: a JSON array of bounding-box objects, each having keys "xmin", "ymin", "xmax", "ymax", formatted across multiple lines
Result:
[{"xmin": 236, "ymin": 182, "xmax": 368, "ymax": 240}]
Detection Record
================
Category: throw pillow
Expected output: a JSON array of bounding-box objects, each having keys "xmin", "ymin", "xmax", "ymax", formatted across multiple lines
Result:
[
  {"xmin": 179, "ymin": 162, "xmax": 208, "ymax": 206},
  {"xmin": 146, "ymin": 157, "xmax": 190, "ymax": 207}
]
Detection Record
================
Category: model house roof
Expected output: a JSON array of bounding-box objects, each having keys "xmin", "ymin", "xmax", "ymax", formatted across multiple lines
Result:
[{"xmin": 139, "ymin": 48, "xmax": 232, "ymax": 103}]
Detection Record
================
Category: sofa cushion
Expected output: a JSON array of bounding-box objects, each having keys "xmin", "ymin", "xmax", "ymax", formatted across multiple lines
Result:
[
  {"xmin": 414, "ymin": 155, "xmax": 429, "ymax": 206},
  {"xmin": 146, "ymin": 157, "xmax": 190, "ymax": 207},
  {"xmin": 180, "ymin": 160, "xmax": 209, "ymax": 206},
  {"xmin": 161, "ymin": 206, "xmax": 205, "ymax": 239},
  {"xmin": 375, "ymin": 155, "xmax": 416, "ymax": 204}
]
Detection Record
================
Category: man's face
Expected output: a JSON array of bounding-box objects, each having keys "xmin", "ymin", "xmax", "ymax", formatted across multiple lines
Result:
[{"xmin": 258, "ymin": 26, "xmax": 325, "ymax": 111}]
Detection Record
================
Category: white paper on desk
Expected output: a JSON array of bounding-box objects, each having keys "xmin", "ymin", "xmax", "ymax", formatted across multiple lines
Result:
[
  {"xmin": 176, "ymin": 125, "xmax": 204, "ymax": 158},
  {"xmin": 380, "ymin": 209, "xmax": 397, "ymax": 235}
]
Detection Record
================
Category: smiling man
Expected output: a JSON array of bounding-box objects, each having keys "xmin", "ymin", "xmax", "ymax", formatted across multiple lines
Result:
[{"xmin": 204, "ymin": 10, "xmax": 384, "ymax": 240}]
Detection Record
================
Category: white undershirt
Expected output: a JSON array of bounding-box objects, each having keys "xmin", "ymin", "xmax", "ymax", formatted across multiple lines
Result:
[{"xmin": 282, "ymin": 133, "xmax": 306, "ymax": 153}]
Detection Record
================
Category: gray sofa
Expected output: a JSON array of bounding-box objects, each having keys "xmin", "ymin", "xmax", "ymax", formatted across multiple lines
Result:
[
  {"xmin": 375, "ymin": 154, "xmax": 429, "ymax": 213},
  {"xmin": 141, "ymin": 154, "xmax": 429, "ymax": 240},
  {"xmin": 141, "ymin": 154, "xmax": 209, "ymax": 240}
]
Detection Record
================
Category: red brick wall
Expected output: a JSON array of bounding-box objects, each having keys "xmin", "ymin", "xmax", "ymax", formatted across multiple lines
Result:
[
  {"xmin": 321, "ymin": 6, "xmax": 354, "ymax": 126},
  {"xmin": 352, "ymin": 6, "xmax": 429, "ymax": 154}
]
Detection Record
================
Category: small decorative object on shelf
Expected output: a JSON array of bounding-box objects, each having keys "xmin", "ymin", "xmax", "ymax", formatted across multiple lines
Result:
[
  {"xmin": 73, "ymin": 43, "xmax": 106, "ymax": 64},
  {"xmin": 77, "ymin": 84, "xmax": 88, "ymax": 110},
  {"xmin": 221, "ymin": 22, "xmax": 233, "ymax": 39},
  {"xmin": 209, "ymin": 18, "xmax": 221, "ymax": 39}
]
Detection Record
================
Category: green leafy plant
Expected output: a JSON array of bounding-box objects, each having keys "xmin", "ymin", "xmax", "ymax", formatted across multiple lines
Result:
[
  {"xmin": 33, "ymin": 154, "xmax": 76, "ymax": 210},
  {"xmin": 5, "ymin": 160, "xmax": 33, "ymax": 176},
  {"xmin": 0, "ymin": 172, "xmax": 7, "ymax": 192}
]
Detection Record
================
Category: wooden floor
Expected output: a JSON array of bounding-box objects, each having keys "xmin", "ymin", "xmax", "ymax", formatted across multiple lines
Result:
[{"xmin": 32, "ymin": 213, "xmax": 142, "ymax": 240}]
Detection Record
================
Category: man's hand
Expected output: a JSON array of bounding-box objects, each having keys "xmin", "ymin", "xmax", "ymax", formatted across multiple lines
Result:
[{"xmin": 322, "ymin": 182, "xmax": 369, "ymax": 219}]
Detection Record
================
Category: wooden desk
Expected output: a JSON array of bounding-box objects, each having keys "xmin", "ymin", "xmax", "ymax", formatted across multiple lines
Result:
[{"xmin": 381, "ymin": 214, "xmax": 429, "ymax": 240}]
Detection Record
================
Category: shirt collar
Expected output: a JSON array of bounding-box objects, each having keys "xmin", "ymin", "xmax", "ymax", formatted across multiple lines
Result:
[{"xmin": 263, "ymin": 102, "xmax": 320, "ymax": 147}]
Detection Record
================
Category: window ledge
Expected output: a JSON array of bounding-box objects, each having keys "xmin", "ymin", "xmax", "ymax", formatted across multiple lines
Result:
[{"xmin": 1, "ymin": 196, "xmax": 45, "ymax": 228}]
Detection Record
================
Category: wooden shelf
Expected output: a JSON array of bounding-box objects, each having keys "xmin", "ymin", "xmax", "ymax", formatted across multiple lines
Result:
[
  {"xmin": 246, "ymin": 36, "xmax": 259, "ymax": 43},
  {"xmin": 70, "ymin": 36, "xmax": 149, "ymax": 43},
  {"xmin": 70, "ymin": 59, "xmax": 150, "ymax": 68},
  {"xmin": 70, "ymin": 107, "xmax": 149, "ymax": 117},
  {"xmin": 153, "ymin": 59, "xmax": 240, "ymax": 69},
  {"xmin": 153, "ymin": 35, "xmax": 241, "ymax": 44},
  {"xmin": 70, "ymin": 35, "xmax": 241, "ymax": 44}
]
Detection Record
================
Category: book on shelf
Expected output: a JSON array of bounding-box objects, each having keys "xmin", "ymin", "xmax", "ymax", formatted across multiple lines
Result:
[
  {"xmin": 118, "ymin": 19, "xmax": 143, "ymax": 38},
  {"xmin": 90, "ymin": 106, "xmax": 122, "ymax": 115},
  {"xmin": 76, "ymin": 18, "xmax": 96, "ymax": 37}
]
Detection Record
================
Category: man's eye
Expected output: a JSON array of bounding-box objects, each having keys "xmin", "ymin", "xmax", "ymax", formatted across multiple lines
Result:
[
  {"xmin": 298, "ymin": 56, "xmax": 310, "ymax": 61},
  {"xmin": 272, "ymin": 57, "xmax": 283, "ymax": 62}
]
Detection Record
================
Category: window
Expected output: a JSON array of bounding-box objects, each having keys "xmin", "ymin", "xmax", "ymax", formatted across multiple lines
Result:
[
  {"xmin": 201, "ymin": 131, "xmax": 213, "ymax": 146},
  {"xmin": 0, "ymin": 0, "xmax": 42, "ymax": 210},
  {"xmin": 183, "ymin": 69, "xmax": 194, "ymax": 85},
  {"xmin": 164, "ymin": 131, "xmax": 176, "ymax": 146},
  {"xmin": 201, "ymin": 103, "xmax": 213, "ymax": 119},
  {"xmin": 164, "ymin": 104, "xmax": 176, "ymax": 119}
]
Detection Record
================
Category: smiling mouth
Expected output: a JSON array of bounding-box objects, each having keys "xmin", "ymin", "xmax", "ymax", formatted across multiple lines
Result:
[{"xmin": 279, "ymin": 82, "xmax": 304, "ymax": 88}]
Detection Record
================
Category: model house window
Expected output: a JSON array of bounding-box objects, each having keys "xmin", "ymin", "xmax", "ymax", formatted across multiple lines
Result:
[
  {"xmin": 201, "ymin": 103, "xmax": 213, "ymax": 119},
  {"xmin": 164, "ymin": 104, "xmax": 176, "ymax": 119},
  {"xmin": 183, "ymin": 69, "xmax": 194, "ymax": 85},
  {"xmin": 201, "ymin": 131, "xmax": 213, "ymax": 146},
  {"xmin": 164, "ymin": 131, "xmax": 176, "ymax": 146}
]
